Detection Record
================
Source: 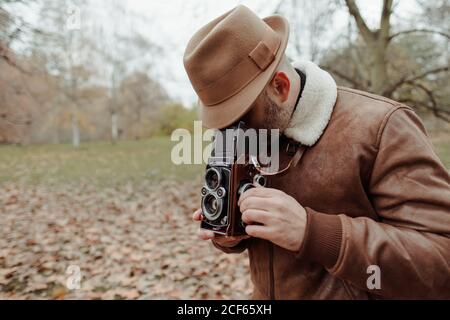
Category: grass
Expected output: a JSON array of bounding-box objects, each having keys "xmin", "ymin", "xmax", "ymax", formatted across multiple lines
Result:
[
  {"xmin": 0, "ymin": 137, "xmax": 204, "ymax": 187},
  {"xmin": 0, "ymin": 133, "xmax": 449, "ymax": 187}
]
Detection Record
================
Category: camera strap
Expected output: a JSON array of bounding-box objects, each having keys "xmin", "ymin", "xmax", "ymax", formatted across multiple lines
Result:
[{"xmin": 250, "ymin": 142, "xmax": 307, "ymax": 177}]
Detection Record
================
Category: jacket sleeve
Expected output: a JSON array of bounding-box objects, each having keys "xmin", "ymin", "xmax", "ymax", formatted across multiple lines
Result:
[
  {"xmin": 298, "ymin": 107, "xmax": 450, "ymax": 299},
  {"xmin": 212, "ymin": 238, "xmax": 249, "ymax": 254}
]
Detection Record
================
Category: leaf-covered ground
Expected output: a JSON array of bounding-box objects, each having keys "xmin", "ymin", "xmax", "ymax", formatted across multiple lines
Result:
[
  {"xmin": 0, "ymin": 181, "xmax": 252, "ymax": 300},
  {"xmin": 0, "ymin": 134, "xmax": 448, "ymax": 300}
]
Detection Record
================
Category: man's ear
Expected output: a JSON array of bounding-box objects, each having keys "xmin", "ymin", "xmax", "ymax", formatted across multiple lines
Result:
[{"xmin": 268, "ymin": 71, "xmax": 291, "ymax": 103}]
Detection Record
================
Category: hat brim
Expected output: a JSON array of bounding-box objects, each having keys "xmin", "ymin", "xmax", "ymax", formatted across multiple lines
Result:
[{"xmin": 199, "ymin": 15, "xmax": 290, "ymax": 129}]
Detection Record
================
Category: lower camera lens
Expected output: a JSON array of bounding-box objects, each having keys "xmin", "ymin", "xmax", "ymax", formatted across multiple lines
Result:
[
  {"xmin": 205, "ymin": 168, "xmax": 221, "ymax": 191},
  {"xmin": 202, "ymin": 193, "xmax": 222, "ymax": 221}
]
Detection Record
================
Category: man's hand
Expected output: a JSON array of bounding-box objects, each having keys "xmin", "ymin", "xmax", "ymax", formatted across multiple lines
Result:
[
  {"xmin": 192, "ymin": 209, "xmax": 250, "ymax": 248},
  {"xmin": 239, "ymin": 187, "xmax": 307, "ymax": 252}
]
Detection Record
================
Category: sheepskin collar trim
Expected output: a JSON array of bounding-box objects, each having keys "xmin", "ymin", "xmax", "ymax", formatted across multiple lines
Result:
[{"xmin": 284, "ymin": 60, "xmax": 337, "ymax": 146}]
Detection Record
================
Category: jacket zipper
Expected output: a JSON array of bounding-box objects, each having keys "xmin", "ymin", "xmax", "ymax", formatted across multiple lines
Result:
[
  {"xmin": 269, "ymin": 242, "xmax": 275, "ymax": 300},
  {"xmin": 266, "ymin": 177, "xmax": 275, "ymax": 300}
]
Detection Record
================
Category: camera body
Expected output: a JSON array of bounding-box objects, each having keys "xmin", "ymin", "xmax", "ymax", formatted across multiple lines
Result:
[{"xmin": 201, "ymin": 122, "xmax": 267, "ymax": 236}]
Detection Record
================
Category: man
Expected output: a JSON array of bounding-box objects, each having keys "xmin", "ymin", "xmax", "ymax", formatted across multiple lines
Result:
[{"xmin": 184, "ymin": 5, "xmax": 450, "ymax": 299}]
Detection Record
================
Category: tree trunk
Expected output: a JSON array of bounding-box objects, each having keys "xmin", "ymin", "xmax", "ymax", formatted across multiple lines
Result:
[
  {"xmin": 111, "ymin": 111, "xmax": 119, "ymax": 142},
  {"xmin": 71, "ymin": 115, "xmax": 80, "ymax": 148},
  {"xmin": 344, "ymin": 0, "xmax": 392, "ymax": 96},
  {"xmin": 53, "ymin": 130, "xmax": 60, "ymax": 144},
  {"xmin": 370, "ymin": 41, "xmax": 389, "ymax": 95}
]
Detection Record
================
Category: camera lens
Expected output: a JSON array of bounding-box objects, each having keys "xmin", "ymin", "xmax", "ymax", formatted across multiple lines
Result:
[
  {"xmin": 202, "ymin": 193, "xmax": 222, "ymax": 221},
  {"xmin": 238, "ymin": 183, "xmax": 255, "ymax": 198},
  {"xmin": 253, "ymin": 174, "xmax": 267, "ymax": 187},
  {"xmin": 205, "ymin": 168, "xmax": 221, "ymax": 191}
]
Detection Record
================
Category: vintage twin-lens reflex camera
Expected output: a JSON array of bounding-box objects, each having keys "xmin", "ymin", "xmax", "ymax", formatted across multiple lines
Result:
[{"xmin": 200, "ymin": 122, "xmax": 272, "ymax": 236}]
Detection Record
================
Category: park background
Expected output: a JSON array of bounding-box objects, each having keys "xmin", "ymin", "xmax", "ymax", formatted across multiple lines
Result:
[{"xmin": 0, "ymin": 0, "xmax": 449, "ymax": 299}]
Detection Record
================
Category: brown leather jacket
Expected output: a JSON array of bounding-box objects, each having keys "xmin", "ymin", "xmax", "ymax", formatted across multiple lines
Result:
[{"xmin": 213, "ymin": 87, "xmax": 450, "ymax": 299}]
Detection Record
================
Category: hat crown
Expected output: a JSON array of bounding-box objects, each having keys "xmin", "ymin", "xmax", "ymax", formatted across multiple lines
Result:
[{"xmin": 183, "ymin": 5, "xmax": 280, "ymax": 104}]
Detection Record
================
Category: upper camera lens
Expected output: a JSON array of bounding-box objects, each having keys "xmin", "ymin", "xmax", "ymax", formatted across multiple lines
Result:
[{"xmin": 205, "ymin": 168, "xmax": 221, "ymax": 191}]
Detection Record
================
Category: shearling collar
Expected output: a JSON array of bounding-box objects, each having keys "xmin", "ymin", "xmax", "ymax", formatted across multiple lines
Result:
[{"xmin": 284, "ymin": 60, "xmax": 337, "ymax": 146}]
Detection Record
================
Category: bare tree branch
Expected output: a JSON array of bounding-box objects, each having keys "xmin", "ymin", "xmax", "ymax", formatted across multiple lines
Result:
[
  {"xmin": 389, "ymin": 29, "xmax": 450, "ymax": 41},
  {"xmin": 380, "ymin": 0, "xmax": 394, "ymax": 39},
  {"xmin": 398, "ymin": 98, "xmax": 450, "ymax": 122},
  {"xmin": 0, "ymin": 113, "xmax": 32, "ymax": 126},
  {"xmin": 320, "ymin": 64, "xmax": 363, "ymax": 89},
  {"xmin": 344, "ymin": 0, "xmax": 374, "ymax": 42},
  {"xmin": 0, "ymin": 44, "xmax": 29, "ymax": 73},
  {"xmin": 383, "ymin": 66, "xmax": 449, "ymax": 97},
  {"xmin": 272, "ymin": 0, "xmax": 284, "ymax": 14},
  {"xmin": 398, "ymin": 81, "xmax": 450, "ymax": 123}
]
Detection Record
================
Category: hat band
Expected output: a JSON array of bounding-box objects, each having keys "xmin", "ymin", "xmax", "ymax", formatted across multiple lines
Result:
[{"xmin": 197, "ymin": 32, "xmax": 282, "ymax": 106}]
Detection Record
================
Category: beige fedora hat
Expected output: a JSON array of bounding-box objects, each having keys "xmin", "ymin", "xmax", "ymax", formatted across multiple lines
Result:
[{"xmin": 183, "ymin": 5, "xmax": 290, "ymax": 129}]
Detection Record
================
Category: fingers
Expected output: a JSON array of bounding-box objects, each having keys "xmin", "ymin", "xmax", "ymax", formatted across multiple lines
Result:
[
  {"xmin": 194, "ymin": 209, "xmax": 212, "ymax": 240},
  {"xmin": 192, "ymin": 209, "xmax": 203, "ymax": 222},
  {"xmin": 241, "ymin": 209, "xmax": 271, "ymax": 225},
  {"xmin": 197, "ymin": 228, "xmax": 251, "ymax": 243},
  {"xmin": 245, "ymin": 224, "xmax": 271, "ymax": 240},
  {"xmin": 232, "ymin": 235, "xmax": 251, "ymax": 241},
  {"xmin": 238, "ymin": 187, "xmax": 280, "ymax": 206},
  {"xmin": 239, "ymin": 196, "xmax": 274, "ymax": 213},
  {"xmin": 198, "ymin": 229, "xmax": 215, "ymax": 240}
]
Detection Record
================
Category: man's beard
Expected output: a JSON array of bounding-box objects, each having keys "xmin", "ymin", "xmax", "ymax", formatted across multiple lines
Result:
[{"xmin": 261, "ymin": 91, "xmax": 294, "ymax": 132}]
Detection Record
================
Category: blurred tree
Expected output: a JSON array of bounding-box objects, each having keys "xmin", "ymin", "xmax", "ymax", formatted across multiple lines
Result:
[
  {"xmin": 118, "ymin": 71, "xmax": 170, "ymax": 139},
  {"xmin": 276, "ymin": 0, "xmax": 449, "ymax": 122},
  {"xmin": 34, "ymin": 0, "xmax": 98, "ymax": 147},
  {"xmin": 0, "ymin": 58, "xmax": 32, "ymax": 143},
  {"xmin": 156, "ymin": 103, "xmax": 198, "ymax": 136},
  {"xmin": 95, "ymin": 0, "xmax": 163, "ymax": 143},
  {"xmin": 0, "ymin": 0, "xmax": 41, "ymax": 143},
  {"xmin": 274, "ymin": 0, "xmax": 339, "ymax": 63},
  {"xmin": 0, "ymin": 0, "xmax": 40, "ymax": 70},
  {"xmin": 323, "ymin": 0, "xmax": 449, "ymax": 121},
  {"xmin": 1, "ymin": 0, "xmax": 172, "ymax": 144}
]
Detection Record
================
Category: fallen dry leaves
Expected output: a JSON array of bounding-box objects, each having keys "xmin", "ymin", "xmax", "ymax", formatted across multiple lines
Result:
[{"xmin": 0, "ymin": 181, "xmax": 252, "ymax": 299}]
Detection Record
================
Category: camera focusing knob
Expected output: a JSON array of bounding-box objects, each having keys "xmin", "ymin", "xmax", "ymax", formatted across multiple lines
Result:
[
  {"xmin": 221, "ymin": 215, "xmax": 228, "ymax": 225},
  {"xmin": 216, "ymin": 187, "xmax": 226, "ymax": 198}
]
